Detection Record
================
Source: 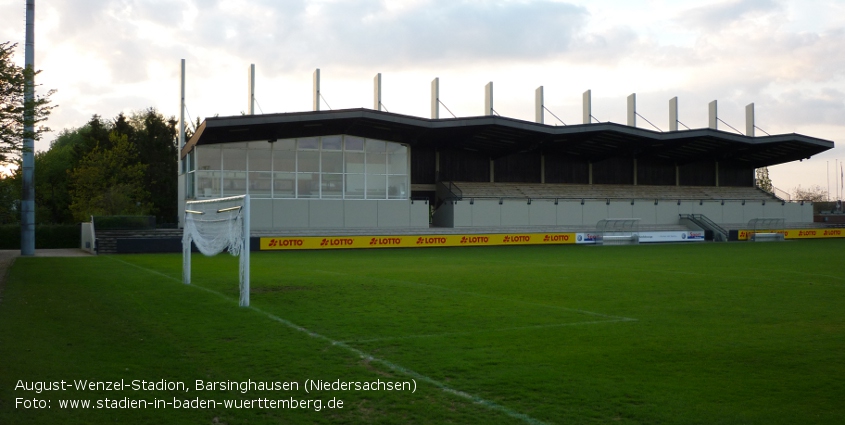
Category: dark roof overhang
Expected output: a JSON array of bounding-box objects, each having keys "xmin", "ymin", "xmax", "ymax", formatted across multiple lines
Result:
[{"xmin": 183, "ymin": 108, "xmax": 834, "ymax": 168}]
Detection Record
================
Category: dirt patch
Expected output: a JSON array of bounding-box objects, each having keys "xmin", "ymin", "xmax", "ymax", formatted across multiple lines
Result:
[{"xmin": 0, "ymin": 250, "xmax": 20, "ymax": 305}]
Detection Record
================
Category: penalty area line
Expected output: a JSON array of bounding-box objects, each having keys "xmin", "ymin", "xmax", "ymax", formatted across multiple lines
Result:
[{"xmin": 105, "ymin": 256, "xmax": 549, "ymax": 425}]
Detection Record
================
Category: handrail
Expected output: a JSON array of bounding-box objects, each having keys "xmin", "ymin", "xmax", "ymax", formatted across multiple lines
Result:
[
  {"xmin": 755, "ymin": 182, "xmax": 791, "ymax": 201},
  {"xmin": 437, "ymin": 181, "xmax": 463, "ymax": 200},
  {"xmin": 680, "ymin": 213, "xmax": 728, "ymax": 241}
]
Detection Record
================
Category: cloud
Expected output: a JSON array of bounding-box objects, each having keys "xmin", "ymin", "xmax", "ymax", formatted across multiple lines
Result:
[
  {"xmin": 185, "ymin": 0, "xmax": 589, "ymax": 70},
  {"xmin": 679, "ymin": 0, "xmax": 782, "ymax": 31}
]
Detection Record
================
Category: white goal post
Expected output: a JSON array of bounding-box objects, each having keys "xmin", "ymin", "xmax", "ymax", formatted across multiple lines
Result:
[{"xmin": 183, "ymin": 195, "xmax": 250, "ymax": 307}]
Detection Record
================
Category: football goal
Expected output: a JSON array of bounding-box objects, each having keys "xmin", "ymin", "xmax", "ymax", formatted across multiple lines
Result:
[
  {"xmin": 596, "ymin": 218, "xmax": 640, "ymax": 245},
  {"xmin": 183, "ymin": 195, "xmax": 250, "ymax": 307},
  {"xmin": 747, "ymin": 217, "xmax": 785, "ymax": 242}
]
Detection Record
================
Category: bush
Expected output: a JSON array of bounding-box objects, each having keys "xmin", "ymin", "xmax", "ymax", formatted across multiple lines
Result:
[
  {"xmin": 92, "ymin": 215, "xmax": 155, "ymax": 230},
  {"xmin": 0, "ymin": 224, "xmax": 81, "ymax": 249}
]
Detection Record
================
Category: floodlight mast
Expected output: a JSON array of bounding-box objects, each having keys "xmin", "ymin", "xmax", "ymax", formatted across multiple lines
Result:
[{"xmin": 21, "ymin": 0, "xmax": 36, "ymax": 256}]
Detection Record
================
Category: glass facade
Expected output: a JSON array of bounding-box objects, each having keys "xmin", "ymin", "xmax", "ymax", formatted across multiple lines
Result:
[{"xmin": 185, "ymin": 135, "xmax": 409, "ymax": 200}]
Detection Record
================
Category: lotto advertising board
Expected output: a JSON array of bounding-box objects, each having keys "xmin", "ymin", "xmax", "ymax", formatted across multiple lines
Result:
[
  {"xmin": 737, "ymin": 228, "xmax": 845, "ymax": 241},
  {"xmin": 260, "ymin": 232, "xmax": 577, "ymax": 251}
]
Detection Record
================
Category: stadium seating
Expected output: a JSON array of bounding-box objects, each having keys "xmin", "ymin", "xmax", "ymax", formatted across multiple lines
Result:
[{"xmin": 448, "ymin": 182, "xmax": 778, "ymax": 201}]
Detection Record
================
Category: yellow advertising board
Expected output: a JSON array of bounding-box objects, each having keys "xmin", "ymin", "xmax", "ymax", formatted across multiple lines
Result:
[
  {"xmin": 737, "ymin": 228, "xmax": 845, "ymax": 241},
  {"xmin": 260, "ymin": 233, "xmax": 577, "ymax": 251}
]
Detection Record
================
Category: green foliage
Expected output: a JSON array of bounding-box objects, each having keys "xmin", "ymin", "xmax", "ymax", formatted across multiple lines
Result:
[
  {"xmin": 0, "ymin": 223, "xmax": 79, "ymax": 248},
  {"xmin": 756, "ymin": 166, "xmax": 773, "ymax": 192},
  {"xmin": 37, "ymin": 110, "xmax": 177, "ymax": 224},
  {"xmin": 69, "ymin": 132, "xmax": 151, "ymax": 221},
  {"xmin": 128, "ymin": 108, "xmax": 178, "ymax": 224},
  {"xmin": 0, "ymin": 171, "xmax": 19, "ymax": 223},
  {"xmin": 0, "ymin": 41, "xmax": 56, "ymax": 165},
  {"xmin": 92, "ymin": 215, "xmax": 156, "ymax": 230}
]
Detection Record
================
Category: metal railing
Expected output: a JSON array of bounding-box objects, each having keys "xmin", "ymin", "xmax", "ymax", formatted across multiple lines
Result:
[
  {"xmin": 680, "ymin": 214, "xmax": 728, "ymax": 241},
  {"xmin": 755, "ymin": 182, "xmax": 792, "ymax": 201},
  {"xmin": 436, "ymin": 181, "xmax": 463, "ymax": 201}
]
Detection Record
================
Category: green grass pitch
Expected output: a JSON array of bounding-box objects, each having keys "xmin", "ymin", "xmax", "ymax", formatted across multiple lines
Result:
[{"xmin": 1, "ymin": 240, "xmax": 844, "ymax": 424}]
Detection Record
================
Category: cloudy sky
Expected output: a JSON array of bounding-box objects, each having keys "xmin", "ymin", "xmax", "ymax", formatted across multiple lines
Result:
[{"xmin": 1, "ymin": 0, "xmax": 843, "ymax": 197}]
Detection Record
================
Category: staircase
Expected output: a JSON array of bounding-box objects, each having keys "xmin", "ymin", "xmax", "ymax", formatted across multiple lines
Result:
[
  {"xmin": 95, "ymin": 229, "xmax": 183, "ymax": 254},
  {"xmin": 679, "ymin": 214, "xmax": 728, "ymax": 241}
]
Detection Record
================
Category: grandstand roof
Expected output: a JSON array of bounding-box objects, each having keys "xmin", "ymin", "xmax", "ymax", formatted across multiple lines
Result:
[{"xmin": 184, "ymin": 108, "xmax": 833, "ymax": 167}]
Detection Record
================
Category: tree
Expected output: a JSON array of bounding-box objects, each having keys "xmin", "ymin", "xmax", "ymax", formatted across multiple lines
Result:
[
  {"xmin": 755, "ymin": 167, "xmax": 772, "ymax": 192},
  {"xmin": 0, "ymin": 42, "xmax": 56, "ymax": 165},
  {"xmin": 792, "ymin": 185, "xmax": 829, "ymax": 202},
  {"xmin": 127, "ymin": 108, "xmax": 178, "ymax": 223},
  {"xmin": 0, "ymin": 168, "xmax": 19, "ymax": 223},
  {"xmin": 69, "ymin": 132, "xmax": 151, "ymax": 221}
]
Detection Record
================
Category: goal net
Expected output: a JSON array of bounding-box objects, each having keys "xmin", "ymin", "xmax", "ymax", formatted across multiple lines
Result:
[
  {"xmin": 596, "ymin": 218, "xmax": 640, "ymax": 245},
  {"xmin": 183, "ymin": 195, "xmax": 250, "ymax": 307},
  {"xmin": 747, "ymin": 217, "xmax": 785, "ymax": 242}
]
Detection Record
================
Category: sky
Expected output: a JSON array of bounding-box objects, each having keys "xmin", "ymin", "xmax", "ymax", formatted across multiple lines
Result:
[{"xmin": 1, "ymin": 0, "xmax": 843, "ymax": 198}]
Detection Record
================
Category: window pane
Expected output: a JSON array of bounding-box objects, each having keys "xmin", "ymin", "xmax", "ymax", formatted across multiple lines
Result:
[
  {"xmin": 366, "ymin": 153, "xmax": 387, "ymax": 174},
  {"xmin": 386, "ymin": 142, "xmax": 405, "ymax": 153},
  {"xmin": 197, "ymin": 146, "xmax": 221, "ymax": 170},
  {"xmin": 248, "ymin": 171, "xmax": 272, "ymax": 198},
  {"xmin": 273, "ymin": 172, "xmax": 296, "ymax": 198},
  {"xmin": 321, "ymin": 174, "xmax": 343, "ymax": 198},
  {"xmin": 273, "ymin": 149, "xmax": 296, "ymax": 172},
  {"xmin": 222, "ymin": 148, "xmax": 247, "ymax": 170},
  {"xmin": 321, "ymin": 151, "xmax": 343, "ymax": 173},
  {"xmin": 186, "ymin": 171, "xmax": 195, "ymax": 198},
  {"xmin": 345, "ymin": 136, "xmax": 364, "ymax": 151},
  {"xmin": 388, "ymin": 175, "xmax": 408, "ymax": 199},
  {"xmin": 387, "ymin": 152, "xmax": 407, "ymax": 174},
  {"xmin": 366, "ymin": 174, "xmax": 386, "ymax": 199},
  {"xmin": 196, "ymin": 170, "xmax": 220, "ymax": 198},
  {"xmin": 274, "ymin": 139, "xmax": 295, "ymax": 151},
  {"xmin": 322, "ymin": 135, "xmax": 342, "ymax": 150},
  {"xmin": 222, "ymin": 171, "xmax": 246, "ymax": 196},
  {"xmin": 249, "ymin": 146, "xmax": 272, "ymax": 171},
  {"xmin": 299, "ymin": 137, "xmax": 318, "ymax": 149},
  {"xmin": 345, "ymin": 152, "xmax": 365, "ymax": 174},
  {"xmin": 298, "ymin": 151, "xmax": 320, "ymax": 172},
  {"xmin": 365, "ymin": 139, "xmax": 386, "ymax": 152},
  {"xmin": 297, "ymin": 174, "xmax": 319, "ymax": 198},
  {"xmin": 345, "ymin": 174, "xmax": 365, "ymax": 199}
]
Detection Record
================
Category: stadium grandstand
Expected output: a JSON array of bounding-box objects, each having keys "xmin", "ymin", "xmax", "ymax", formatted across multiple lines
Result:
[{"xmin": 88, "ymin": 70, "xmax": 840, "ymax": 253}]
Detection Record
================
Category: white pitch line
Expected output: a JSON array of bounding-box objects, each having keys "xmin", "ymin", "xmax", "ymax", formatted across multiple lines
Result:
[
  {"xmin": 315, "ymin": 269, "xmax": 637, "ymax": 321},
  {"xmin": 342, "ymin": 318, "xmax": 635, "ymax": 344},
  {"xmin": 106, "ymin": 257, "xmax": 549, "ymax": 425}
]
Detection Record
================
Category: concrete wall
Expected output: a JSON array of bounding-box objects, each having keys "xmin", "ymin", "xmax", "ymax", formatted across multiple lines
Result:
[
  {"xmin": 435, "ymin": 198, "xmax": 813, "ymax": 227},
  {"xmin": 251, "ymin": 199, "xmax": 428, "ymax": 230}
]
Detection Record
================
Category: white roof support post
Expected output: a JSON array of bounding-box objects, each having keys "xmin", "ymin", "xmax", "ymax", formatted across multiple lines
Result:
[
  {"xmin": 431, "ymin": 78, "xmax": 439, "ymax": 119},
  {"xmin": 627, "ymin": 93, "xmax": 636, "ymax": 127},
  {"xmin": 247, "ymin": 64, "xmax": 255, "ymax": 115},
  {"xmin": 583, "ymin": 90, "xmax": 592, "ymax": 124},
  {"xmin": 535, "ymin": 86, "xmax": 544, "ymax": 124},
  {"xmin": 374, "ymin": 73, "xmax": 382, "ymax": 111},
  {"xmin": 746, "ymin": 103, "xmax": 755, "ymax": 136},
  {"xmin": 484, "ymin": 82, "xmax": 494, "ymax": 116},
  {"xmin": 708, "ymin": 100, "xmax": 718, "ymax": 129},
  {"xmin": 313, "ymin": 68, "xmax": 321, "ymax": 111},
  {"xmin": 669, "ymin": 97, "xmax": 678, "ymax": 131},
  {"xmin": 179, "ymin": 59, "xmax": 186, "ymax": 150}
]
